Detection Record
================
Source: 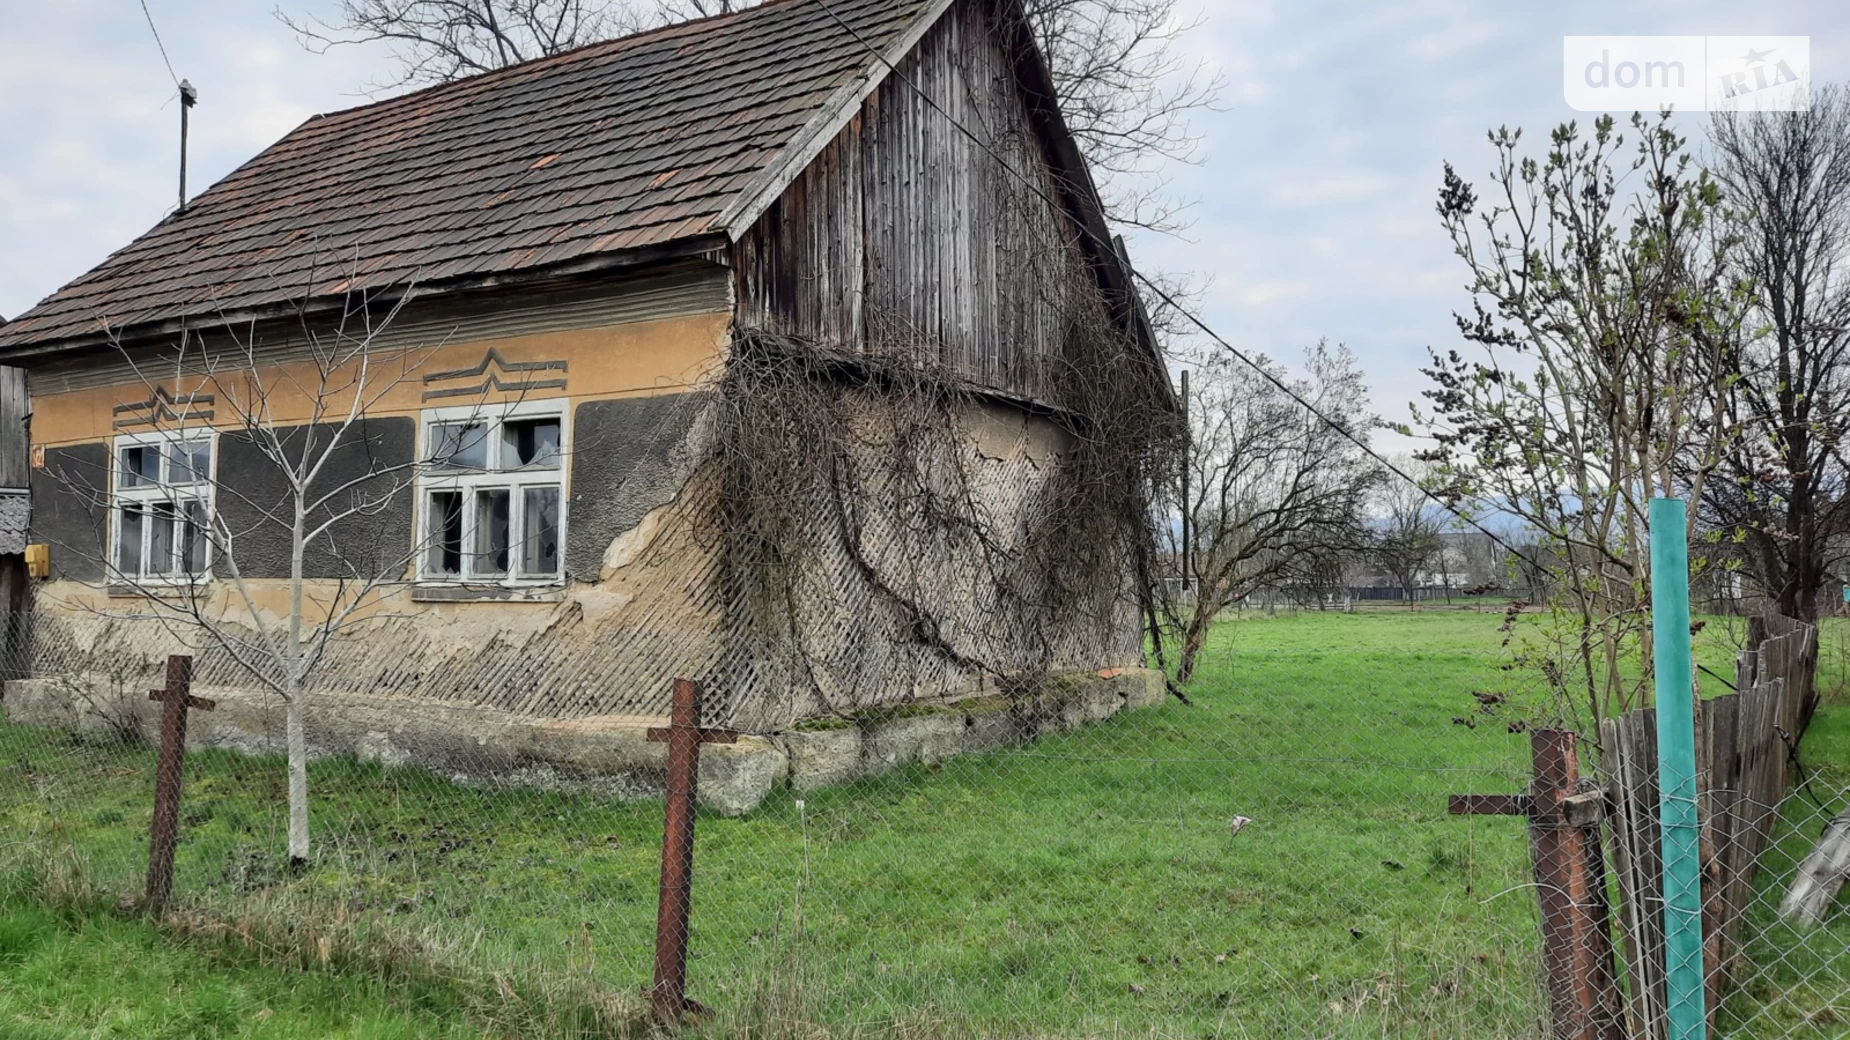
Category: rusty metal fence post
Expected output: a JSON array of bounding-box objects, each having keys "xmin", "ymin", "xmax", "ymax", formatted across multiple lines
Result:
[
  {"xmin": 145, "ymin": 654, "xmax": 214, "ymax": 913},
  {"xmin": 646, "ymin": 678, "xmax": 736, "ymax": 1026},
  {"xmin": 1452, "ymin": 728, "xmax": 1624, "ymax": 1039}
]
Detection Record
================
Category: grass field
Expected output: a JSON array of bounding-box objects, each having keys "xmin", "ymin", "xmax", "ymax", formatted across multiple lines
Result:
[{"xmin": 2, "ymin": 608, "xmax": 1847, "ymax": 1038}]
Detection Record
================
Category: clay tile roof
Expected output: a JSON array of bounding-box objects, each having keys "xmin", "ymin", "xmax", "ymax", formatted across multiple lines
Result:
[{"xmin": 0, "ymin": 0, "xmax": 934, "ymax": 352}]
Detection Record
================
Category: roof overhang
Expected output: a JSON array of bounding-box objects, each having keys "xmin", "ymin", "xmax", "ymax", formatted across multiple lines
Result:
[
  {"xmin": 713, "ymin": 0, "xmax": 957, "ymax": 238},
  {"xmin": 0, "ymin": 232, "xmax": 731, "ymax": 364}
]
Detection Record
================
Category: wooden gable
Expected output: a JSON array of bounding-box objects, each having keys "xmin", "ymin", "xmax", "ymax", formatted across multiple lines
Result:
[{"xmin": 731, "ymin": 0, "xmax": 1117, "ymax": 410}]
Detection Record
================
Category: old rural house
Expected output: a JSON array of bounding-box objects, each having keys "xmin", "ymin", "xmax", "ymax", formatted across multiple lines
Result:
[{"xmin": 0, "ymin": 0, "xmax": 1171, "ymax": 810}]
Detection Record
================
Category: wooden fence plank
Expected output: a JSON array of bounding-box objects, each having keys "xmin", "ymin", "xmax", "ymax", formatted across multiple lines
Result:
[{"xmin": 1601, "ymin": 616, "xmax": 1817, "ymax": 1037}]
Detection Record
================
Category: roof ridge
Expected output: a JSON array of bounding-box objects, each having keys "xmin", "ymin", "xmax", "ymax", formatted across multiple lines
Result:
[{"xmin": 309, "ymin": 0, "xmax": 830, "ymax": 126}]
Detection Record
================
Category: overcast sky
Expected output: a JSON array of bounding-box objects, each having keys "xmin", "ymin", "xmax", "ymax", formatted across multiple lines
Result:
[{"xmin": 2, "ymin": 0, "xmax": 1845, "ymax": 443}]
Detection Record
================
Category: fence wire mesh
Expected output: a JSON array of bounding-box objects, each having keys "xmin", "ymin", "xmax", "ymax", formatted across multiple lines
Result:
[{"xmin": 5, "ymin": 600, "xmax": 1850, "ymax": 1037}]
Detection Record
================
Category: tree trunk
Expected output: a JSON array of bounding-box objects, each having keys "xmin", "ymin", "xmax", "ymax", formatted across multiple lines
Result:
[
  {"xmin": 1176, "ymin": 590, "xmax": 1221, "ymax": 684},
  {"xmin": 286, "ymin": 497, "xmax": 310, "ymax": 869},
  {"xmin": 1781, "ymin": 809, "xmax": 1850, "ymax": 927},
  {"xmin": 285, "ymin": 694, "xmax": 310, "ymax": 868}
]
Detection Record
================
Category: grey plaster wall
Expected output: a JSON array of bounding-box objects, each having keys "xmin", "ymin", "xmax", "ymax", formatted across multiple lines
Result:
[
  {"xmin": 29, "ymin": 442, "xmax": 107, "ymax": 581},
  {"xmin": 566, "ymin": 393, "xmax": 704, "ymax": 581},
  {"xmin": 214, "ymin": 418, "xmax": 416, "ymax": 579}
]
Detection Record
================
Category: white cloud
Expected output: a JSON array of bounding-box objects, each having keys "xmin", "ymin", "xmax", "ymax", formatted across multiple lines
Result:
[
  {"xmin": 1232, "ymin": 281, "xmax": 1308, "ymax": 308},
  {"xmin": 1406, "ymin": 18, "xmax": 1507, "ymax": 62},
  {"xmin": 1271, "ymin": 174, "xmax": 1391, "ymax": 205}
]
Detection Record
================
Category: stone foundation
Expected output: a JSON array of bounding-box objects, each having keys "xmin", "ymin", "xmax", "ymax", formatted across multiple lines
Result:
[{"xmin": 0, "ymin": 667, "xmax": 1165, "ymax": 815}]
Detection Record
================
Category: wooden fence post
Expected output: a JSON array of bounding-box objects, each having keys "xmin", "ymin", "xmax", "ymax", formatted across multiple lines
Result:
[
  {"xmin": 1451, "ymin": 728, "xmax": 1624, "ymax": 1039},
  {"xmin": 145, "ymin": 654, "xmax": 214, "ymax": 913}
]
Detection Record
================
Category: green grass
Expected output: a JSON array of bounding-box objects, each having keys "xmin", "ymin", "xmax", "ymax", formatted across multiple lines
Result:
[
  {"xmin": 0, "ymin": 900, "xmax": 526, "ymax": 1039},
  {"xmin": 1711, "ymin": 694, "xmax": 1850, "ymax": 1038},
  {"xmin": 1, "ymin": 607, "xmax": 1843, "ymax": 1038}
]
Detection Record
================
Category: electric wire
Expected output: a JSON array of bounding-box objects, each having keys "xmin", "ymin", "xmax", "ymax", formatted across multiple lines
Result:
[
  {"xmin": 137, "ymin": 0, "xmax": 182, "ymax": 91},
  {"xmin": 807, "ymin": 0, "xmax": 1546, "ymax": 573}
]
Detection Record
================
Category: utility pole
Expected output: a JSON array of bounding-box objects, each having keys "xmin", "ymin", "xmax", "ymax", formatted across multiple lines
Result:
[{"xmin": 178, "ymin": 79, "xmax": 197, "ymax": 214}]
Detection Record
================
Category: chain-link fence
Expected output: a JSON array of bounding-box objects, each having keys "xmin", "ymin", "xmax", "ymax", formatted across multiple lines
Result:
[
  {"xmin": 4, "ymin": 600, "xmax": 1850, "ymax": 1037},
  {"xmin": 1716, "ymin": 785, "xmax": 1850, "ymax": 1038}
]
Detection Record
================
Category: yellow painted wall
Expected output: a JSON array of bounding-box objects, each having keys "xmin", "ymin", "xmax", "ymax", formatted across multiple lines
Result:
[{"xmin": 29, "ymin": 310, "xmax": 731, "ymax": 449}]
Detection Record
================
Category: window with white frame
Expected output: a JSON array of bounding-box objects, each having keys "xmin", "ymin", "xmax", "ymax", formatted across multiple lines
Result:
[
  {"xmin": 418, "ymin": 402, "xmax": 566, "ymax": 583},
  {"xmin": 112, "ymin": 432, "xmax": 214, "ymax": 581}
]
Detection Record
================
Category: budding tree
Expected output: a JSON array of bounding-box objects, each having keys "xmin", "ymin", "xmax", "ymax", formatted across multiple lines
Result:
[{"xmin": 1417, "ymin": 111, "xmax": 1742, "ymax": 724}]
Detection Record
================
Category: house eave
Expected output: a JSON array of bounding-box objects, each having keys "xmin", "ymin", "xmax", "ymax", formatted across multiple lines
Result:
[{"xmin": 0, "ymin": 233, "xmax": 733, "ymax": 364}]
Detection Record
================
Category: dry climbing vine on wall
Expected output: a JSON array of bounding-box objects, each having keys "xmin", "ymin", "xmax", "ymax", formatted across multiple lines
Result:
[{"xmin": 701, "ymin": 314, "xmax": 1180, "ymax": 728}]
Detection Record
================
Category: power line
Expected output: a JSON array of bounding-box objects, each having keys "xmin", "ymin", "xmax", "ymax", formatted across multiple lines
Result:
[
  {"xmin": 137, "ymin": 0, "xmax": 182, "ymax": 91},
  {"xmin": 808, "ymin": 0, "xmax": 1543, "ymax": 571}
]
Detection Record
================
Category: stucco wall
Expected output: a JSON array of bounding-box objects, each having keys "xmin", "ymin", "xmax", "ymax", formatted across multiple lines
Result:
[
  {"xmin": 29, "ymin": 443, "xmax": 106, "ymax": 581},
  {"xmin": 213, "ymin": 419, "xmax": 418, "ymax": 580},
  {"xmin": 567, "ymin": 394, "xmax": 707, "ymax": 583},
  {"xmin": 10, "ymin": 271, "xmax": 1142, "ymax": 746}
]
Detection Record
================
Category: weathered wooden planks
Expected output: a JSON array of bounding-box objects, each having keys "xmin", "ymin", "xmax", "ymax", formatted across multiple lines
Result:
[
  {"xmin": 732, "ymin": 0, "xmax": 1103, "ymax": 410},
  {"xmin": 1600, "ymin": 616, "xmax": 1818, "ymax": 1037},
  {"xmin": 0, "ymin": 366, "xmax": 26, "ymax": 491},
  {"xmin": 1602, "ymin": 708, "xmax": 1667, "ymax": 1039}
]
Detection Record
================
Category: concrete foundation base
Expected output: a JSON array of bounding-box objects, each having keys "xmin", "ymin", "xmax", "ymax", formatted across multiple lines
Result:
[
  {"xmin": 1, "ymin": 667, "xmax": 1166, "ymax": 815},
  {"xmin": 773, "ymin": 667, "xmax": 1167, "ymax": 792}
]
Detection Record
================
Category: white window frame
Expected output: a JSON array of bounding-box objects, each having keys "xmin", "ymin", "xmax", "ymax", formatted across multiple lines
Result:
[
  {"xmin": 110, "ymin": 429, "xmax": 217, "ymax": 584},
  {"xmin": 415, "ymin": 399, "xmax": 569, "ymax": 586}
]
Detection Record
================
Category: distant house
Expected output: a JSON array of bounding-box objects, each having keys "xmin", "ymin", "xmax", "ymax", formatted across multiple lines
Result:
[{"xmin": 0, "ymin": 0, "xmax": 1169, "ymax": 808}]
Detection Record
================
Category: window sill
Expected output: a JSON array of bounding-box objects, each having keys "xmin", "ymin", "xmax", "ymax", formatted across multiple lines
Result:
[
  {"xmin": 412, "ymin": 584, "xmax": 566, "ymax": 604},
  {"xmin": 107, "ymin": 581, "xmax": 210, "ymax": 599}
]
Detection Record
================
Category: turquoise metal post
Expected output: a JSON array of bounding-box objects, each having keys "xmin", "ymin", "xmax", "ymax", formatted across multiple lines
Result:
[{"xmin": 1651, "ymin": 497, "xmax": 1705, "ymax": 1038}]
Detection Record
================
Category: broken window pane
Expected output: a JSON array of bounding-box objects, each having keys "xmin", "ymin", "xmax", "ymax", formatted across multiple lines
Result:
[
  {"xmin": 428, "ymin": 490, "xmax": 463, "ymax": 576},
  {"xmin": 168, "ymin": 441, "xmax": 212, "ymax": 484},
  {"xmin": 147, "ymin": 501, "xmax": 178, "ymax": 575},
  {"xmin": 474, "ymin": 489, "xmax": 510, "ymax": 577},
  {"xmin": 118, "ymin": 504, "xmax": 144, "ymax": 576},
  {"xmin": 521, "ymin": 486, "xmax": 561, "ymax": 577},
  {"xmin": 181, "ymin": 499, "xmax": 209, "ymax": 573},
  {"xmin": 120, "ymin": 445, "xmax": 159, "ymax": 488},
  {"xmin": 502, "ymin": 418, "xmax": 561, "ymax": 469},
  {"xmin": 429, "ymin": 422, "xmax": 489, "ymax": 470}
]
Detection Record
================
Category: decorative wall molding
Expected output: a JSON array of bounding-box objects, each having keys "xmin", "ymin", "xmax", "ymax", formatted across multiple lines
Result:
[
  {"xmin": 113, "ymin": 386, "xmax": 216, "ymax": 429},
  {"xmin": 421, "ymin": 347, "xmax": 568, "ymax": 402}
]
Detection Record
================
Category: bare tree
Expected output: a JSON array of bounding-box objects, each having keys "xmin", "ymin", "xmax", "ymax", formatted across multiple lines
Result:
[
  {"xmin": 665, "ymin": 0, "xmax": 1222, "ymax": 233},
  {"xmin": 48, "ymin": 289, "xmax": 493, "ymax": 868},
  {"xmin": 1703, "ymin": 85, "xmax": 1850, "ymax": 624},
  {"xmin": 1417, "ymin": 111, "xmax": 1743, "ymax": 724},
  {"xmin": 1370, "ymin": 457, "xmax": 1444, "ymax": 605},
  {"xmin": 277, "ymin": 0, "xmax": 646, "ymax": 87},
  {"xmin": 1011, "ymin": 0, "xmax": 1220, "ymax": 234},
  {"xmin": 1166, "ymin": 341, "xmax": 1380, "ymax": 682}
]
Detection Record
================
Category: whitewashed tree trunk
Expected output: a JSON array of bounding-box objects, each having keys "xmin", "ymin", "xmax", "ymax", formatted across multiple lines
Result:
[
  {"xmin": 285, "ymin": 691, "xmax": 310, "ymax": 865},
  {"xmin": 285, "ymin": 496, "xmax": 310, "ymax": 867},
  {"xmin": 1781, "ymin": 809, "xmax": 1850, "ymax": 927}
]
